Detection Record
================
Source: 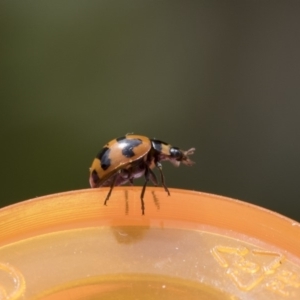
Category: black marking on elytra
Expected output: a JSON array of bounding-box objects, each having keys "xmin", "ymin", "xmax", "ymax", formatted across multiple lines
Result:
[
  {"xmin": 120, "ymin": 138, "xmax": 142, "ymax": 158},
  {"xmin": 91, "ymin": 169, "xmax": 100, "ymax": 184},
  {"xmin": 97, "ymin": 147, "xmax": 111, "ymax": 170}
]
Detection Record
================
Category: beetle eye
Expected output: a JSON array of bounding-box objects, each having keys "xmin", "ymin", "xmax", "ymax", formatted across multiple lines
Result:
[{"xmin": 170, "ymin": 147, "xmax": 183, "ymax": 160}]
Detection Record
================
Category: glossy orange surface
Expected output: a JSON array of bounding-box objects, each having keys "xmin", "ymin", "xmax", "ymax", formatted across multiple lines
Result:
[
  {"xmin": 1, "ymin": 188, "xmax": 300, "ymax": 255},
  {"xmin": 1, "ymin": 188, "xmax": 300, "ymax": 299}
]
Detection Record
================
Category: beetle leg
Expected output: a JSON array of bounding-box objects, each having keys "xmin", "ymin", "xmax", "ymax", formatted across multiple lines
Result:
[
  {"xmin": 156, "ymin": 162, "xmax": 170, "ymax": 196},
  {"xmin": 120, "ymin": 168, "xmax": 134, "ymax": 185},
  {"xmin": 149, "ymin": 168, "xmax": 158, "ymax": 186},
  {"xmin": 140, "ymin": 166, "xmax": 150, "ymax": 215},
  {"xmin": 104, "ymin": 173, "xmax": 118, "ymax": 206}
]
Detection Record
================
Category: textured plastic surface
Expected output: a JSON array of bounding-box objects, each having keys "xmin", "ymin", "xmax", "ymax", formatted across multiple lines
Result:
[{"xmin": 0, "ymin": 188, "xmax": 300, "ymax": 299}]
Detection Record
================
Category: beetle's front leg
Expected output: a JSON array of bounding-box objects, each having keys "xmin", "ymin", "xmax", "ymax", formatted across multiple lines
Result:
[
  {"xmin": 104, "ymin": 173, "xmax": 118, "ymax": 205},
  {"xmin": 156, "ymin": 162, "xmax": 170, "ymax": 196},
  {"xmin": 148, "ymin": 168, "xmax": 158, "ymax": 186}
]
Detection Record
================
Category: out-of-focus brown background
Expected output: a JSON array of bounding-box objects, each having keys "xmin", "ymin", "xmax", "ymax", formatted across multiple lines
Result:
[{"xmin": 1, "ymin": 1, "xmax": 300, "ymax": 221}]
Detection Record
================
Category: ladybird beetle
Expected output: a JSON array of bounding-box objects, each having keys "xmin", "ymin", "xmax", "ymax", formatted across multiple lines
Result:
[{"xmin": 89, "ymin": 134, "xmax": 195, "ymax": 214}]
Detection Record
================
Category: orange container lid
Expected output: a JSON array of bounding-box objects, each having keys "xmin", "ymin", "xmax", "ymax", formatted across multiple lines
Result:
[{"xmin": 0, "ymin": 187, "xmax": 300, "ymax": 299}]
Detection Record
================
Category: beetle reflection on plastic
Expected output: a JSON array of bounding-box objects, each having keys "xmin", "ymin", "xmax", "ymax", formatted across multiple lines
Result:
[{"xmin": 89, "ymin": 134, "xmax": 195, "ymax": 214}]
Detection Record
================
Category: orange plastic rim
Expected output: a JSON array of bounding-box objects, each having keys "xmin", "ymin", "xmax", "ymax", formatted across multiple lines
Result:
[{"xmin": 0, "ymin": 187, "xmax": 299, "ymax": 258}]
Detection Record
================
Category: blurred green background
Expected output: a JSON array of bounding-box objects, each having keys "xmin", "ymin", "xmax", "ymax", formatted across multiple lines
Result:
[{"xmin": 1, "ymin": 1, "xmax": 300, "ymax": 221}]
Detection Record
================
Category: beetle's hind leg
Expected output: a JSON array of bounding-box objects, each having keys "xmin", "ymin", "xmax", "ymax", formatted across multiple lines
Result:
[
  {"xmin": 104, "ymin": 174, "xmax": 118, "ymax": 206},
  {"xmin": 156, "ymin": 162, "xmax": 170, "ymax": 196}
]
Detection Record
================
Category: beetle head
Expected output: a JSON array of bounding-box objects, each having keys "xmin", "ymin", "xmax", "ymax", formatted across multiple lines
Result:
[{"xmin": 169, "ymin": 147, "xmax": 195, "ymax": 167}]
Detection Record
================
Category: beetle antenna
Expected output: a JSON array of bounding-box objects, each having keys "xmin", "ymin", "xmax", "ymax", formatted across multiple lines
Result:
[{"xmin": 182, "ymin": 148, "xmax": 196, "ymax": 166}]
